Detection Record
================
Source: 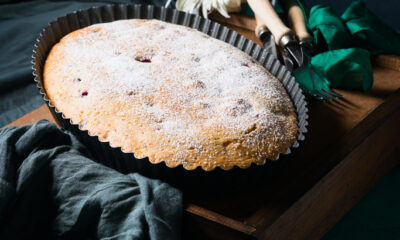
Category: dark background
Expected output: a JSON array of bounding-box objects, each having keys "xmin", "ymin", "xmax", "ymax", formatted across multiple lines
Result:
[{"xmin": 305, "ymin": 0, "xmax": 400, "ymax": 29}]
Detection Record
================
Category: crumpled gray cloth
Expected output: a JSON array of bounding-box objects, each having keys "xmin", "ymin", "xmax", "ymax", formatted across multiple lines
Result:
[{"xmin": 0, "ymin": 119, "xmax": 182, "ymax": 240}]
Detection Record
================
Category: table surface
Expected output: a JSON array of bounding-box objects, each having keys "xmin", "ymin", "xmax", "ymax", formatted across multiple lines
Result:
[{"xmin": 6, "ymin": 13, "xmax": 400, "ymax": 240}]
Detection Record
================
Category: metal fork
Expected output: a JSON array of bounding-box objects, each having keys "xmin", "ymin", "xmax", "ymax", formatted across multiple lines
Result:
[{"xmin": 308, "ymin": 66, "xmax": 344, "ymax": 100}]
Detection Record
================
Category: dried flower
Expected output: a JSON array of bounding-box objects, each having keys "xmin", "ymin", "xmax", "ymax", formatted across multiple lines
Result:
[{"xmin": 166, "ymin": 0, "xmax": 243, "ymax": 18}]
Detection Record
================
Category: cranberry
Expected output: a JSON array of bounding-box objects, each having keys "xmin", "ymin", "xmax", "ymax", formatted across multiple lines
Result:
[
  {"xmin": 137, "ymin": 58, "xmax": 151, "ymax": 63},
  {"xmin": 135, "ymin": 56, "xmax": 152, "ymax": 63},
  {"xmin": 81, "ymin": 91, "xmax": 88, "ymax": 97}
]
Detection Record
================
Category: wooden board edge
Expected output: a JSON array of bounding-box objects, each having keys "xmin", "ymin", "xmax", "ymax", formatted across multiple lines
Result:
[
  {"xmin": 256, "ymin": 90, "xmax": 400, "ymax": 239},
  {"xmin": 259, "ymin": 126, "xmax": 400, "ymax": 240},
  {"xmin": 3, "ymin": 104, "xmax": 57, "ymax": 128},
  {"xmin": 185, "ymin": 203, "xmax": 257, "ymax": 236}
]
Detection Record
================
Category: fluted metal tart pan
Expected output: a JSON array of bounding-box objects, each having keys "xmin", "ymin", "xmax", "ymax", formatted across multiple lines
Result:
[{"xmin": 32, "ymin": 4, "xmax": 308, "ymax": 192}]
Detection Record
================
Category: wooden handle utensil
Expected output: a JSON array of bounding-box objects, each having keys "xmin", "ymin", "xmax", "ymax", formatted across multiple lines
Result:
[{"xmin": 248, "ymin": 0, "xmax": 292, "ymax": 44}]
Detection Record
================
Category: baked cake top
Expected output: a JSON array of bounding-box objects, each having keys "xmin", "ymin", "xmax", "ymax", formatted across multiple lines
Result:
[{"xmin": 44, "ymin": 19, "xmax": 298, "ymax": 170}]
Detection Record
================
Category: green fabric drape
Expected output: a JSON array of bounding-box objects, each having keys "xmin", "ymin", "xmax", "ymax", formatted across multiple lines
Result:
[
  {"xmin": 245, "ymin": 1, "xmax": 399, "ymax": 93},
  {"xmin": 342, "ymin": 1, "xmax": 400, "ymax": 55},
  {"xmin": 308, "ymin": 4, "xmax": 353, "ymax": 52},
  {"xmin": 295, "ymin": 0, "xmax": 400, "ymax": 93},
  {"xmin": 311, "ymin": 48, "xmax": 373, "ymax": 91}
]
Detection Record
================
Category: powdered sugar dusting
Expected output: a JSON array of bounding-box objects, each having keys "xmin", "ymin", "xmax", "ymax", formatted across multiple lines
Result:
[{"xmin": 45, "ymin": 19, "xmax": 297, "ymax": 170}]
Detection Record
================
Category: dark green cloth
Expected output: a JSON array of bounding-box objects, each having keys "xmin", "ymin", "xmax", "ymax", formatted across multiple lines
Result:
[
  {"xmin": 311, "ymin": 48, "xmax": 373, "ymax": 92},
  {"xmin": 0, "ymin": 120, "xmax": 182, "ymax": 239},
  {"xmin": 0, "ymin": 0, "xmax": 173, "ymax": 127},
  {"xmin": 244, "ymin": 1, "xmax": 399, "ymax": 93},
  {"xmin": 342, "ymin": 1, "xmax": 400, "ymax": 55},
  {"xmin": 295, "ymin": 1, "xmax": 400, "ymax": 93},
  {"xmin": 308, "ymin": 4, "xmax": 353, "ymax": 52}
]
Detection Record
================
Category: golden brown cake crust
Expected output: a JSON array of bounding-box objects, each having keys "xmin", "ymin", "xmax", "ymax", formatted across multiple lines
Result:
[{"xmin": 43, "ymin": 19, "xmax": 298, "ymax": 170}]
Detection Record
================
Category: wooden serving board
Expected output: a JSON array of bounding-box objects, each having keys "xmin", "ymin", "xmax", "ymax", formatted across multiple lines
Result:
[{"xmin": 6, "ymin": 13, "xmax": 400, "ymax": 240}]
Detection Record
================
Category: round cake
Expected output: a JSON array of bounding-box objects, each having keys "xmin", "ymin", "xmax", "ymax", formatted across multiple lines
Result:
[{"xmin": 43, "ymin": 19, "xmax": 298, "ymax": 170}]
